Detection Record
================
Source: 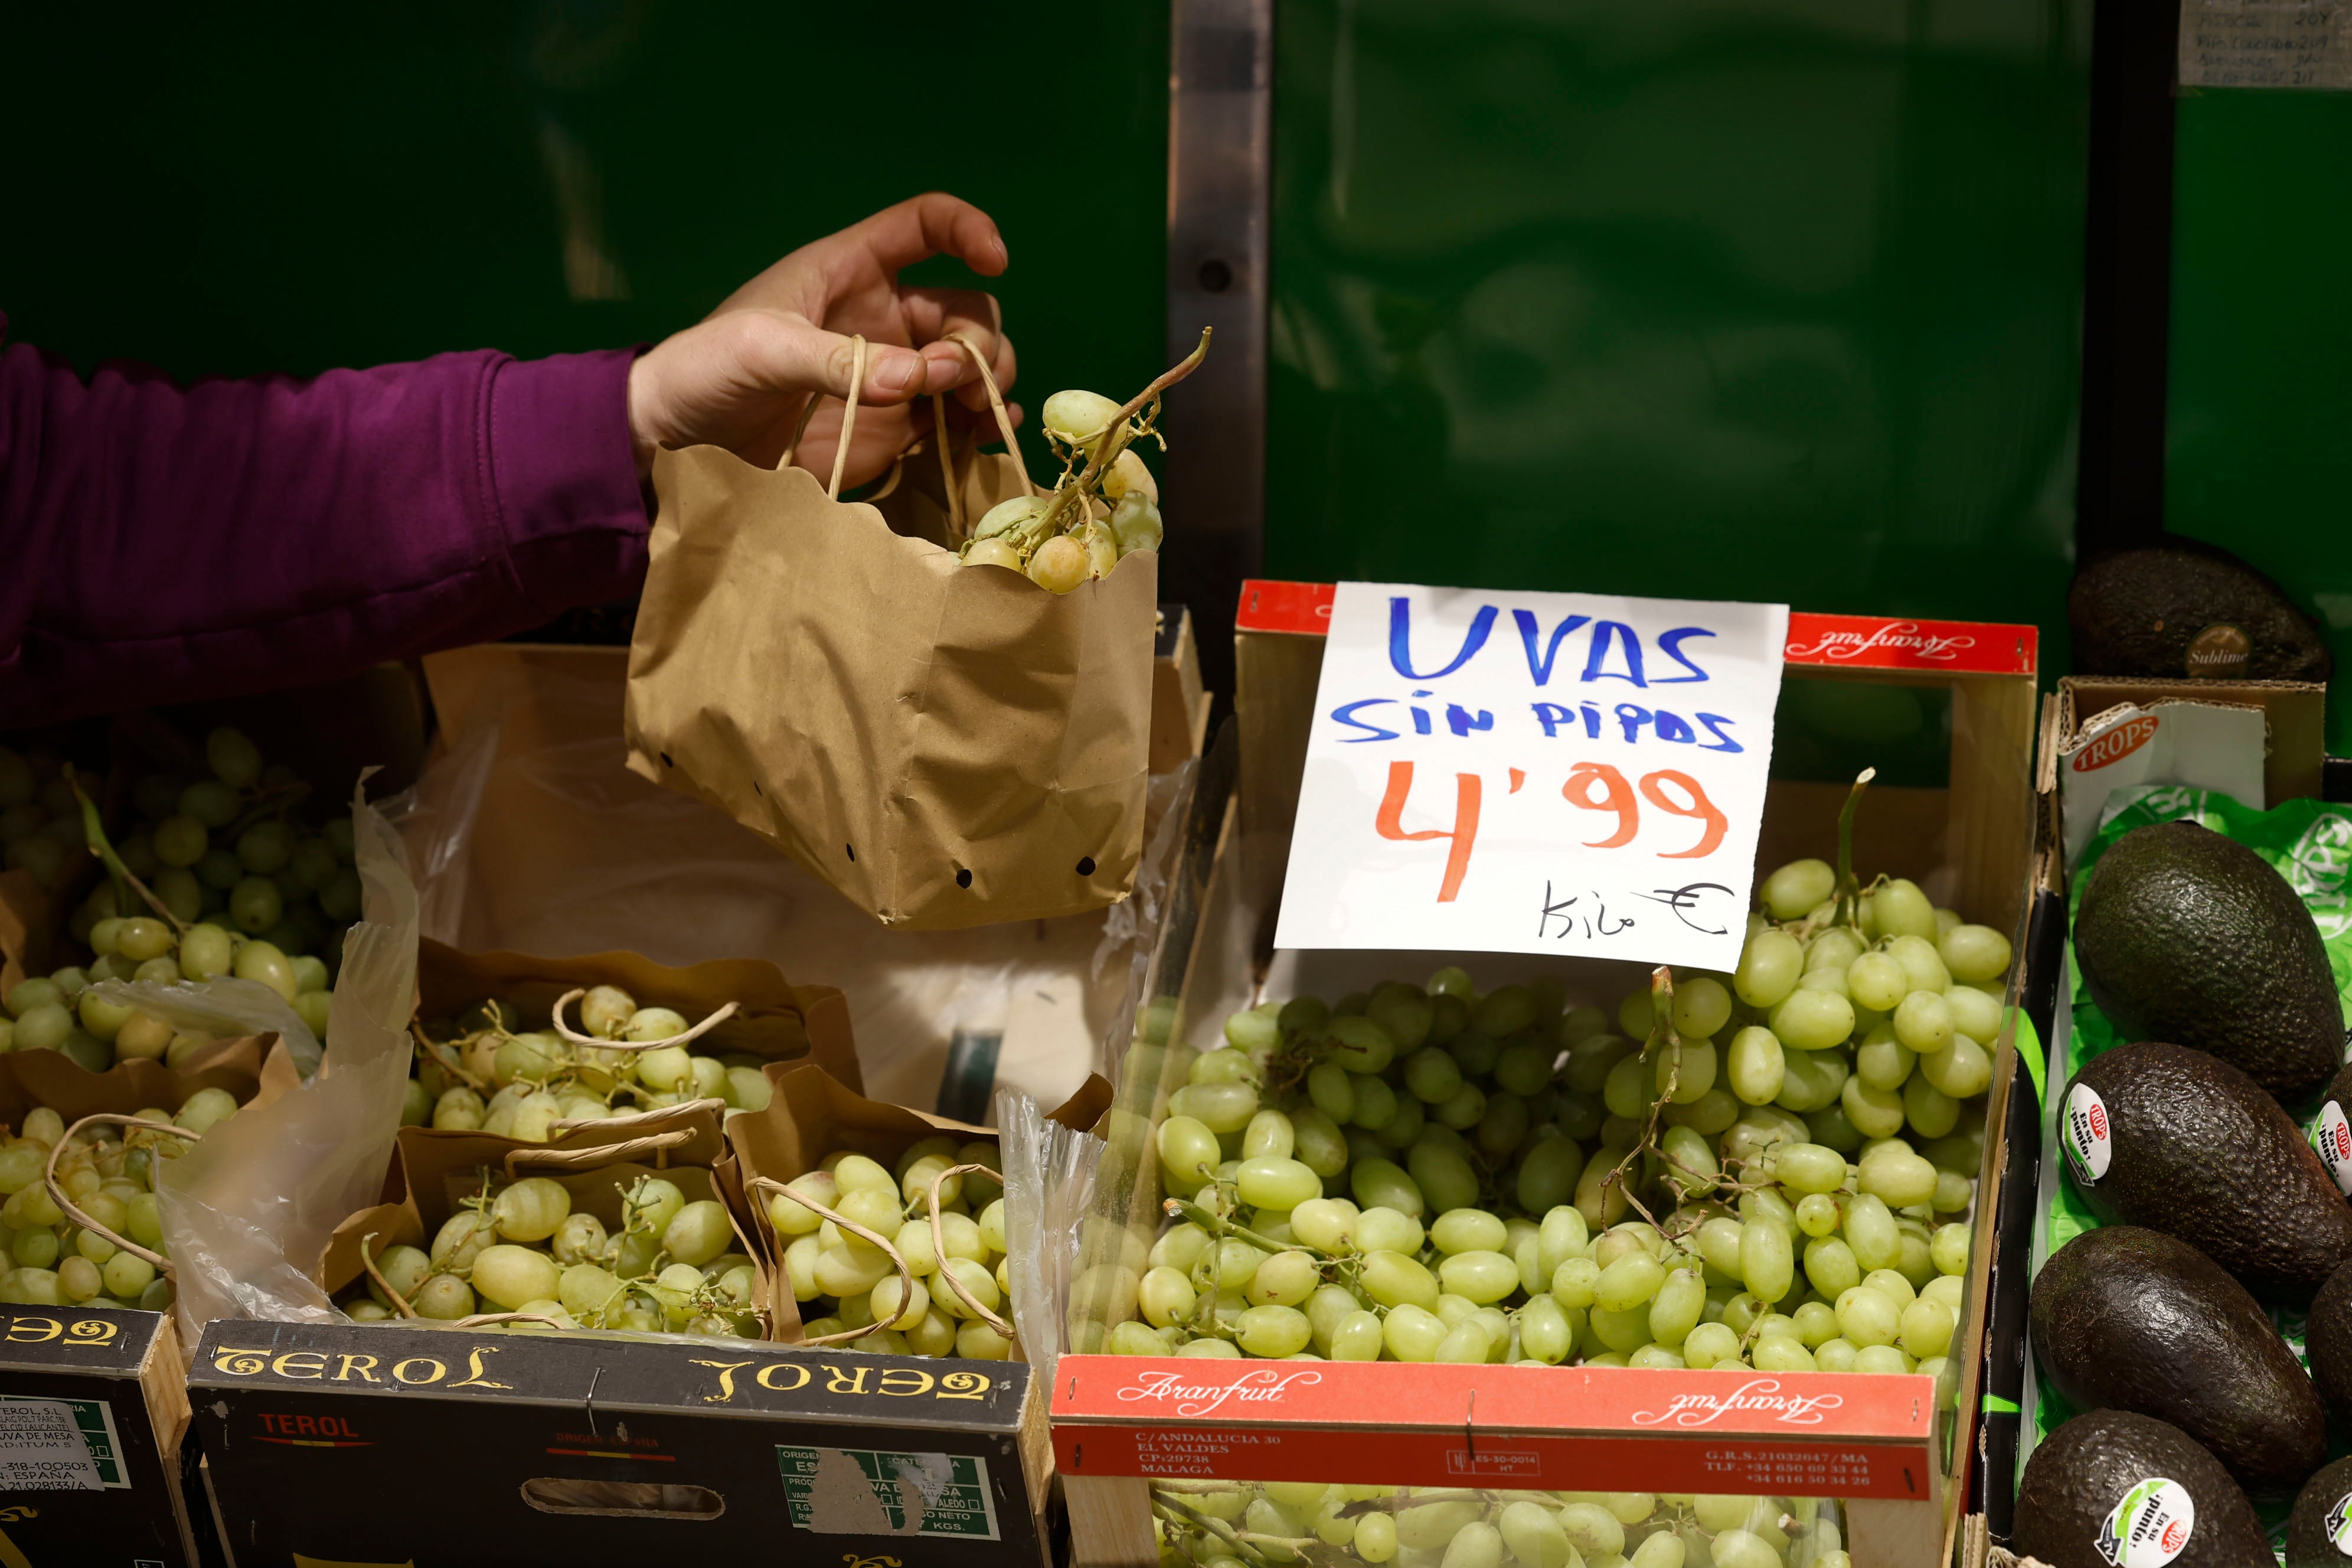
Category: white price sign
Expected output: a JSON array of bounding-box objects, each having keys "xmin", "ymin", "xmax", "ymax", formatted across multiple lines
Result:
[{"xmin": 1273, "ymin": 583, "xmax": 1788, "ymax": 968}]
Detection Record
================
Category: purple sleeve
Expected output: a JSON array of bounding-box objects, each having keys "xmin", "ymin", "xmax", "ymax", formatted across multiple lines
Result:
[{"xmin": 0, "ymin": 309, "xmax": 651, "ymax": 725}]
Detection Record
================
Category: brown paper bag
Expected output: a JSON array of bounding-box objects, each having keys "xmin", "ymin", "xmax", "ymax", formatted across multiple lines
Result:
[
  {"xmin": 414, "ymin": 939, "xmax": 863, "ymax": 1091},
  {"xmin": 623, "ymin": 341, "xmax": 1158, "ymax": 931},
  {"xmin": 318, "ymin": 1100, "xmax": 770, "ymax": 1337},
  {"xmin": 0, "ymin": 1033, "xmax": 292, "ymax": 1128},
  {"xmin": 726, "ymin": 1062, "xmax": 1112, "ymax": 1346}
]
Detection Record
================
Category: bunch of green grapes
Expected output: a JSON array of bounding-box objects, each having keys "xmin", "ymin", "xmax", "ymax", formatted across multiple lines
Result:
[
  {"xmin": 1, "ymin": 923, "xmax": 331, "ymax": 1073},
  {"xmin": 407, "ymin": 985, "xmax": 774, "ymax": 1139},
  {"xmin": 0, "ymin": 1087, "xmax": 242, "ymax": 1311},
  {"xmin": 0, "ymin": 745, "xmax": 98, "ymax": 894},
  {"xmin": 765, "ymin": 1134, "xmax": 1016, "ymax": 1360},
  {"xmin": 959, "ymin": 331, "xmax": 1206, "ymax": 592},
  {"xmin": 1152, "ymin": 1483, "xmax": 1847, "ymax": 1568},
  {"xmin": 1116, "ymin": 857, "xmax": 2006, "ymax": 1377},
  {"xmin": 81, "ymin": 726, "xmax": 362, "ymax": 959},
  {"xmin": 343, "ymin": 1171, "xmax": 760, "ymax": 1339}
]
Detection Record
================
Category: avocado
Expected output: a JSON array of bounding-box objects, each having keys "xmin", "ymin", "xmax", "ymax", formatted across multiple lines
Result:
[
  {"xmin": 2016, "ymin": 1409, "xmax": 2271, "ymax": 1568},
  {"xmin": 2074, "ymin": 819, "xmax": 2341, "ymax": 1101},
  {"xmin": 2071, "ymin": 537, "xmax": 2332, "ymax": 682},
  {"xmin": 2030, "ymin": 1225, "xmax": 2324, "ymax": 1498},
  {"xmin": 2301, "ymin": 1260, "xmax": 2352, "ymax": 1432},
  {"xmin": 2060, "ymin": 1041, "xmax": 2352, "ymax": 1306},
  {"xmin": 2286, "ymin": 1455, "xmax": 2352, "ymax": 1568}
]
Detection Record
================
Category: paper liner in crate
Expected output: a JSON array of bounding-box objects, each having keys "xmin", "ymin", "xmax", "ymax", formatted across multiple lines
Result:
[
  {"xmin": 414, "ymin": 938, "xmax": 861, "ymax": 1090},
  {"xmin": 623, "ymin": 338, "xmax": 1159, "ymax": 930}
]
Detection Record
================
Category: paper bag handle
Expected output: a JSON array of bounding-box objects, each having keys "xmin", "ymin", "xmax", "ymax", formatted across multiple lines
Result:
[
  {"xmin": 779, "ymin": 334, "xmax": 869, "ymax": 501},
  {"xmin": 45, "ymin": 1113, "xmax": 199, "ymax": 1276},
  {"xmin": 749, "ymin": 1174, "xmax": 919, "ymax": 1348},
  {"xmin": 946, "ymin": 331, "xmax": 1033, "ymax": 498},
  {"xmin": 504, "ymin": 1129, "xmax": 691, "ymax": 1178}
]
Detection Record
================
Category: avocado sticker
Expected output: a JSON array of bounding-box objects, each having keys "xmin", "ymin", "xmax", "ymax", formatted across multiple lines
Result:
[
  {"xmin": 2314, "ymin": 1101, "xmax": 2352, "ymax": 1198},
  {"xmin": 2095, "ymin": 1477, "xmax": 2194, "ymax": 1568},
  {"xmin": 2329, "ymin": 1490, "xmax": 2352, "ymax": 1556},
  {"xmin": 2064, "ymin": 1083, "xmax": 2112, "ymax": 1185}
]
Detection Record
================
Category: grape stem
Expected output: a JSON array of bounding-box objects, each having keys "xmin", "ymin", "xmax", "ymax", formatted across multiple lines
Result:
[
  {"xmin": 358, "ymin": 1231, "xmax": 420, "ymax": 1318},
  {"xmin": 1595, "ymin": 966, "xmax": 1682, "ymax": 1244},
  {"xmin": 1831, "ymin": 767, "xmax": 1877, "ymax": 931},
  {"xmin": 62, "ymin": 768, "xmax": 190, "ymax": 938}
]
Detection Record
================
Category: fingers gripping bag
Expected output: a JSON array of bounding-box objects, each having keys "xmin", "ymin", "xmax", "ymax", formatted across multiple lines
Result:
[
  {"xmin": 623, "ymin": 333, "xmax": 1204, "ymax": 930},
  {"xmin": 155, "ymin": 788, "xmax": 420, "ymax": 1344}
]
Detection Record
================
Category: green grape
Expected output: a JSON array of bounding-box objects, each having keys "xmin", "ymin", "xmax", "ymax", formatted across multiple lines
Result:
[
  {"xmin": 1427, "ymin": 1208, "xmax": 1504, "ymax": 1255},
  {"xmin": 1724, "ymin": 1025, "xmax": 1785, "ymax": 1106},
  {"xmin": 1157, "ymin": 1115, "xmax": 1220, "ymax": 1188},
  {"xmin": 1325, "ymin": 1308, "xmax": 1381, "ymax": 1361},
  {"xmin": 1740, "ymin": 1219, "xmax": 1795, "ymax": 1304},
  {"xmin": 1943, "ymin": 984, "xmax": 2003, "ymax": 1045},
  {"xmin": 1432, "ymin": 1083, "xmax": 1487, "ymax": 1131},
  {"xmin": 1474, "ymin": 984, "xmax": 1538, "ymax": 1038},
  {"xmin": 1360, "ymin": 1250, "xmax": 1439, "ymax": 1311},
  {"xmin": 1222, "ymin": 1007, "xmax": 1280, "ymax": 1054},
  {"xmin": 1549, "ymin": 1255, "xmax": 1600, "ymax": 1311},
  {"xmin": 1586, "ymin": 1302, "xmax": 1649, "ymax": 1353},
  {"xmin": 1753, "ymin": 1334, "xmax": 1814, "ymax": 1371},
  {"xmin": 1812, "ymin": 1337, "xmax": 1857, "ymax": 1371},
  {"xmin": 1769, "ymin": 988, "xmax": 1854, "ymax": 1054},
  {"xmin": 1762, "ymin": 859, "xmax": 1835, "ymax": 920},
  {"xmin": 1917, "ymin": 1034, "xmax": 1991, "ymax": 1099},
  {"xmin": 1857, "ymin": 1146, "xmax": 1937, "ymax": 1208},
  {"xmin": 1791, "ymin": 1299, "xmax": 1841, "ymax": 1349},
  {"xmin": 1659, "ymin": 1125, "xmax": 1717, "ymax": 1197},
  {"xmin": 1693, "ymin": 1215, "xmax": 1744, "ymax": 1279},
  {"xmin": 1654, "ymin": 1038, "xmax": 1716, "ymax": 1103},
  {"xmin": 1557, "ymin": 1504, "xmax": 1625, "ymax": 1561},
  {"xmin": 1406, "ymin": 1144, "xmax": 1476, "ymax": 1213},
  {"xmin": 1843, "ymin": 952, "xmax": 1905, "ymax": 1013},
  {"xmin": 1668, "ymin": 976, "xmax": 1732, "ymax": 1040},
  {"xmin": 1234, "ymin": 1304, "xmax": 1312, "ymax": 1357},
  {"xmin": 1920, "ymin": 1273, "xmax": 1965, "ymax": 1313},
  {"xmin": 1191, "ymin": 1048, "xmax": 1257, "ymax": 1086},
  {"xmin": 1840, "ymin": 1077, "xmax": 1906, "ymax": 1139},
  {"xmin": 1247, "ymin": 1250, "xmax": 1320, "ymax": 1308},
  {"xmin": 1682, "ymin": 1319, "xmax": 1740, "ymax": 1368},
  {"xmin": 1900, "ymin": 1074, "xmax": 1959, "ymax": 1140},
  {"xmin": 1768, "ymin": 1142, "xmax": 1845, "ymax": 1195},
  {"xmin": 1351, "ymin": 1073, "xmax": 1400, "ymax": 1132},
  {"xmin": 1291, "ymin": 1108, "xmax": 1350, "ymax": 1177},
  {"xmin": 1794, "ymin": 1193, "xmax": 1841, "ymax": 1238},
  {"xmin": 1835, "ymin": 1286, "xmax": 1900, "ymax": 1347},
  {"xmin": 1602, "ymin": 1055, "xmax": 1651, "ymax": 1120},
  {"xmin": 1402, "ymin": 1047, "xmax": 1462, "ymax": 1105},
  {"xmin": 1305, "ymin": 1061, "xmax": 1356, "ymax": 1125},
  {"xmin": 1853, "ymin": 1029, "xmax": 1913, "ymax": 1091},
  {"xmin": 1872, "ymin": 878, "xmax": 1938, "ymax": 941},
  {"xmin": 1494, "ymin": 1038, "xmax": 1553, "ymax": 1096},
  {"xmin": 1842, "ymin": 1194, "xmax": 1900, "ymax": 1272},
  {"xmin": 1383, "ymin": 1302, "xmax": 1446, "ymax": 1361},
  {"xmin": 1802, "ymin": 1235, "xmax": 1861, "ymax": 1298},
  {"xmin": 1169, "ymin": 1081, "xmax": 1257, "ymax": 1134},
  {"xmin": 1853, "ymin": 1344, "xmax": 1914, "ymax": 1374},
  {"xmin": 1236, "ymin": 1157, "xmax": 1320, "ymax": 1211},
  {"xmin": 1899, "ymin": 1296, "xmax": 1955, "ymax": 1358},
  {"xmin": 1515, "ymin": 1136, "xmax": 1585, "ymax": 1214},
  {"xmin": 1648, "ymin": 1267, "xmax": 1706, "ymax": 1347},
  {"xmin": 1797, "ymin": 965, "xmax": 1850, "ymax": 1002},
  {"xmin": 1930, "ymin": 1223, "xmax": 1971, "ymax": 1276},
  {"xmin": 1473, "ymin": 1092, "xmax": 1527, "ymax": 1158},
  {"xmin": 1350, "ymin": 1158, "xmax": 1423, "ymax": 1217},
  {"xmin": 1433, "ymin": 1317, "xmax": 1492, "ymax": 1363},
  {"xmin": 1357, "ymin": 1207, "xmax": 1424, "ymax": 1255},
  {"xmin": 1497, "ymin": 1501, "xmax": 1573, "ymax": 1568},
  {"xmin": 1436, "ymin": 1250, "xmax": 1520, "ymax": 1305},
  {"xmin": 1595, "ymin": 1250, "xmax": 1667, "ymax": 1315}
]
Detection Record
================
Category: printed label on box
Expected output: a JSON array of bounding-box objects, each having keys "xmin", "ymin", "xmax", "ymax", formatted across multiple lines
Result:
[
  {"xmin": 778, "ymin": 1445, "xmax": 1000, "ymax": 1540},
  {"xmin": 0, "ymin": 1396, "xmax": 122, "ymax": 1490}
]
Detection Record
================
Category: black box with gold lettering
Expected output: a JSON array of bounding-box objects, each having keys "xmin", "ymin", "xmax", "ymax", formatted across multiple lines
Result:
[
  {"xmin": 190, "ymin": 1318, "xmax": 1051, "ymax": 1567},
  {"xmin": 0, "ymin": 1303, "xmax": 202, "ymax": 1566}
]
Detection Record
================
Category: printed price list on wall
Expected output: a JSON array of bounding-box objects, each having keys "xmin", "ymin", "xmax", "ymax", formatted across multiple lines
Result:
[{"xmin": 1275, "ymin": 584, "xmax": 1787, "ymax": 968}]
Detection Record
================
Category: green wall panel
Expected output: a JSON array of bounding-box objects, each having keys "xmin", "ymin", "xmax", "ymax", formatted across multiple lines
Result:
[
  {"xmin": 0, "ymin": 1, "xmax": 1168, "ymax": 487},
  {"xmin": 1266, "ymin": 1, "xmax": 2091, "ymax": 671},
  {"xmin": 2166, "ymin": 88, "xmax": 2352, "ymax": 750}
]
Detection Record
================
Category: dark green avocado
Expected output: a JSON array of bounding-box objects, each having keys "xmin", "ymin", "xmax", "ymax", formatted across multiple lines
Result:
[
  {"xmin": 2286, "ymin": 1455, "xmax": 2352, "ymax": 1568},
  {"xmin": 2031, "ymin": 1225, "xmax": 2323, "ymax": 1499},
  {"xmin": 2016, "ymin": 1409, "xmax": 2271, "ymax": 1568},
  {"xmin": 2074, "ymin": 819, "xmax": 2342, "ymax": 1101},
  {"xmin": 2302, "ymin": 1261, "xmax": 2352, "ymax": 1432},
  {"xmin": 2062, "ymin": 1042, "xmax": 2352, "ymax": 1306},
  {"xmin": 2070, "ymin": 537, "xmax": 2332, "ymax": 682}
]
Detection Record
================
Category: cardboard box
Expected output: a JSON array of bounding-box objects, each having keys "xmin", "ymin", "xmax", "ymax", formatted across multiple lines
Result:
[
  {"xmin": 1061, "ymin": 586, "xmax": 2044, "ymax": 1568},
  {"xmin": 192, "ymin": 1319, "xmax": 1051, "ymax": 1568},
  {"xmin": 0, "ymin": 1304, "xmax": 198, "ymax": 1567}
]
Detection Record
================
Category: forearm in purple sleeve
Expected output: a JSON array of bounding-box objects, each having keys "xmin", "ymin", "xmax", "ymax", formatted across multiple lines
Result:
[{"xmin": 0, "ymin": 312, "xmax": 651, "ymax": 726}]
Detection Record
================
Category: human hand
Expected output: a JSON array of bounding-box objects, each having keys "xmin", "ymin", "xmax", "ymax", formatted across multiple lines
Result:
[{"xmin": 625, "ymin": 192, "xmax": 1021, "ymax": 488}]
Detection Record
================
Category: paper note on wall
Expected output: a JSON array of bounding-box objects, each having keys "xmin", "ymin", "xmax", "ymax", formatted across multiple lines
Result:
[
  {"xmin": 1274, "ymin": 583, "xmax": 1787, "ymax": 967},
  {"xmin": 2179, "ymin": 0, "xmax": 2352, "ymax": 90}
]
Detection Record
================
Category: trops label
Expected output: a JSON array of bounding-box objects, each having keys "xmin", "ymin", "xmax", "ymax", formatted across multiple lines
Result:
[
  {"xmin": 2064, "ymin": 1084, "xmax": 2112, "ymax": 1185},
  {"xmin": 2314, "ymin": 1102, "xmax": 2352, "ymax": 1198},
  {"xmin": 2096, "ymin": 1477, "xmax": 2193, "ymax": 1568}
]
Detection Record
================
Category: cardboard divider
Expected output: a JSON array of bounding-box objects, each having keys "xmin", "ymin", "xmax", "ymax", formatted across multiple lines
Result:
[{"xmin": 414, "ymin": 939, "xmax": 861, "ymax": 1090}]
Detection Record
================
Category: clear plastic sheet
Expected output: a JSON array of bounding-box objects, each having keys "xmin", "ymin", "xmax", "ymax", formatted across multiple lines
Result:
[
  {"xmin": 398, "ymin": 648, "xmax": 1195, "ymax": 1119},
  {"xmin": 86, "ymin": 976, "xmax": 321, "ymax": 1078},
  {"xmin": 994, "ymin": 1084, "xmax": 1105, "ymax": 1392},
  {"xmin": 155, "ymin": 789, "xmax": 418, "ymax": 1344}
]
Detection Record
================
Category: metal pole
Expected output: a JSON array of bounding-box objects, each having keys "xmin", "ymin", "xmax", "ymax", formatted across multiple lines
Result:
[{"xmin": 1162, "ymin": 0, "xmax": 1272, "ymax": 703}]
